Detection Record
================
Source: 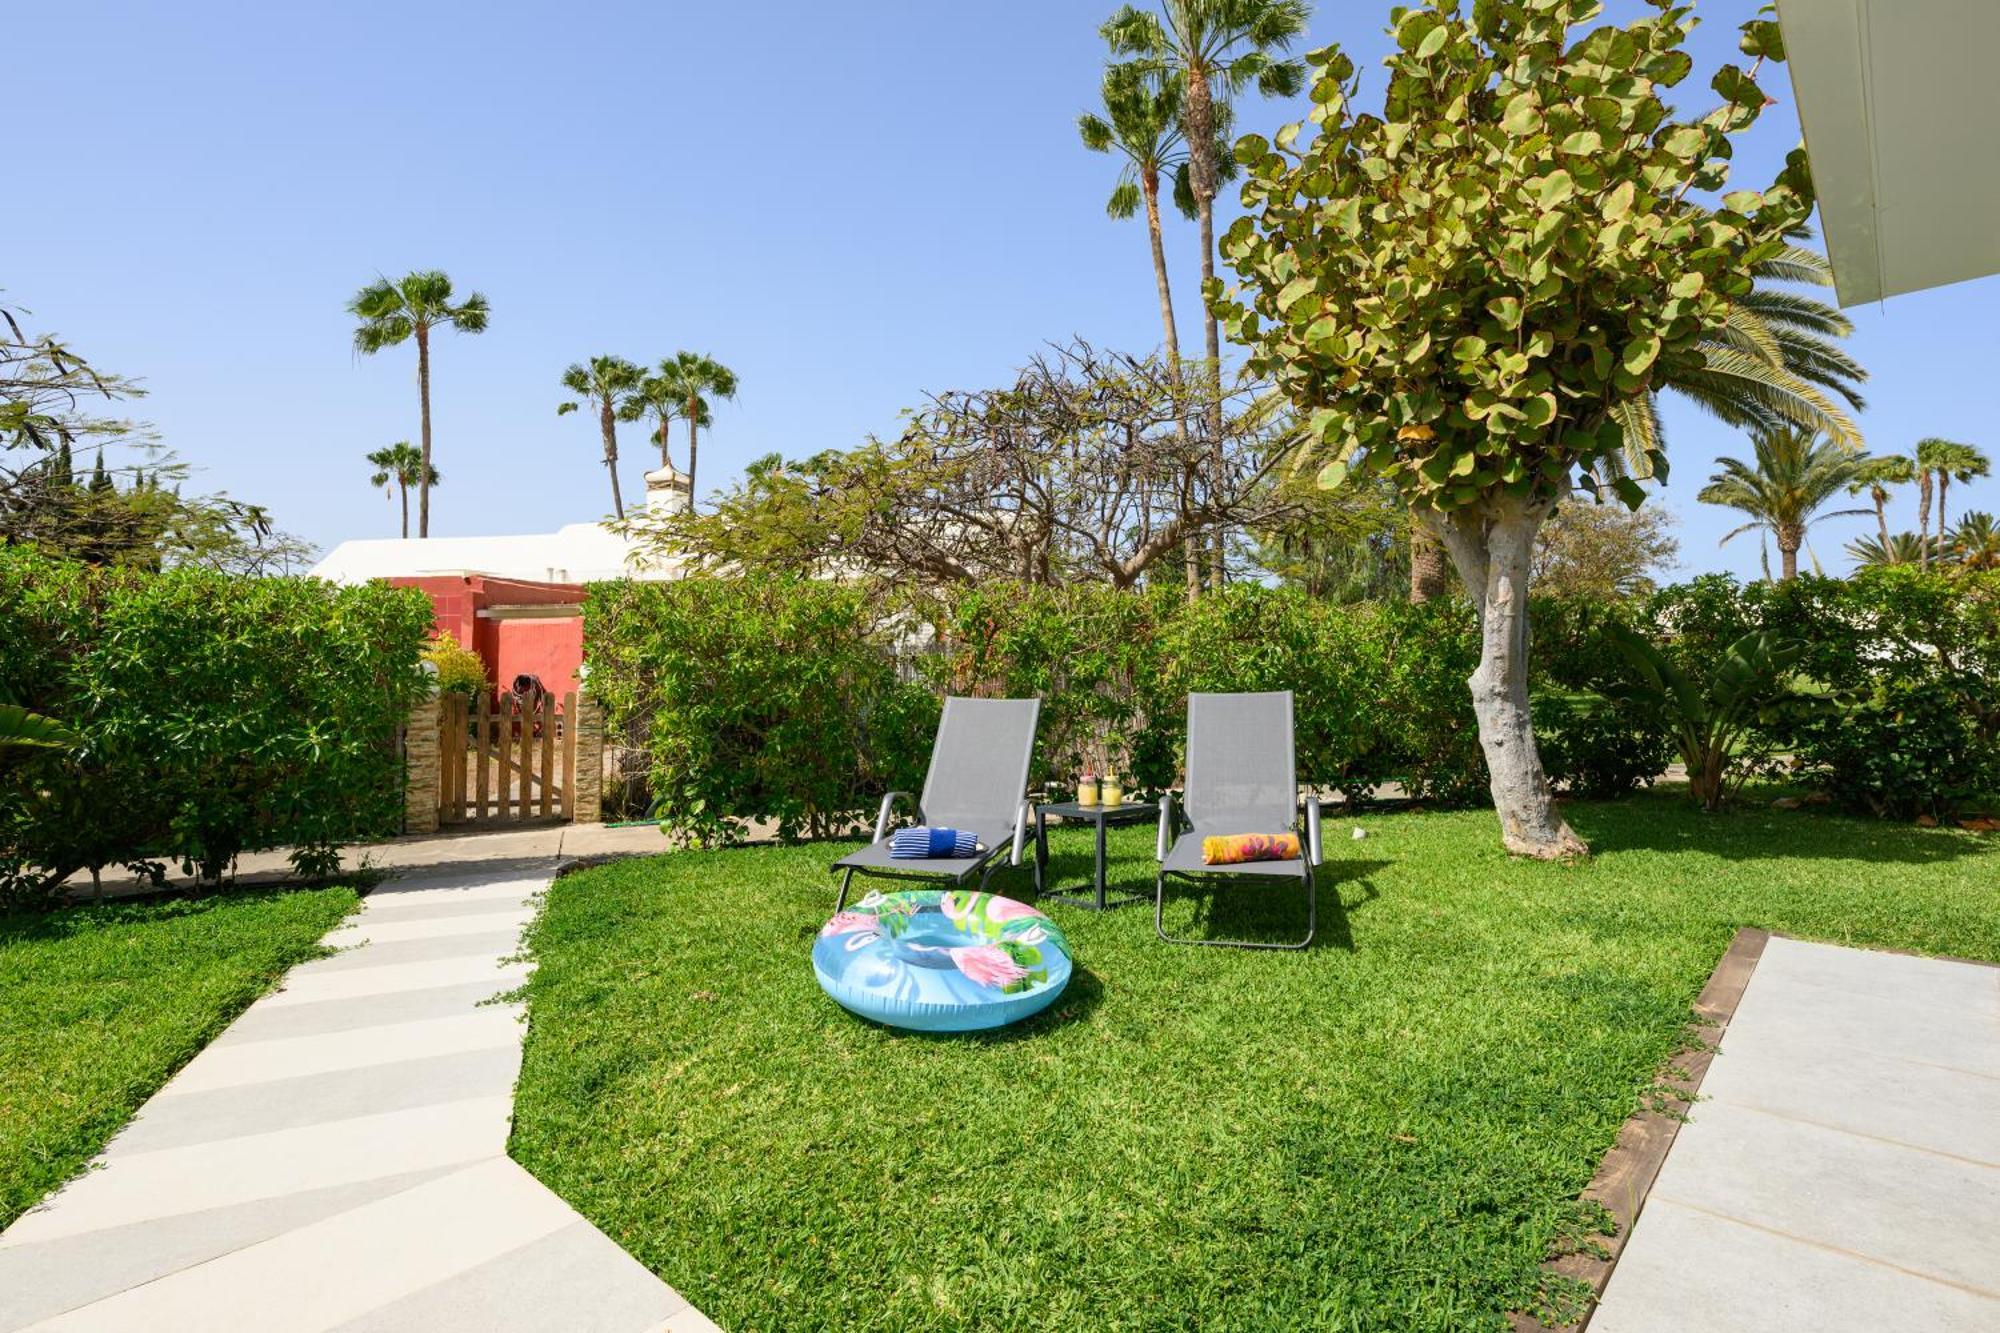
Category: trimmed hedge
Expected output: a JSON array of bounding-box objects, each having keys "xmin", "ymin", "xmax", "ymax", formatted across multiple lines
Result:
[
  {"xmin": 0, "ymin": 552, "xmax": 433, "ymax": 901},
  {"xmin": 584, "ymin": 579, "xmax": 1681, "ymax": 844}
]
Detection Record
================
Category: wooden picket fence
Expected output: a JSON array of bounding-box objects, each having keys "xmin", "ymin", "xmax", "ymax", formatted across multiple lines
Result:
[{"xmin": 437, "ymin": 691, "xmax": 579, "ymax": 825}]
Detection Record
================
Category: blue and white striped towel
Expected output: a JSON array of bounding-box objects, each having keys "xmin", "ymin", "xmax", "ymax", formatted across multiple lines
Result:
[{"xmin": 889, "ymin": 826, "xmax": 981, "ymax": 859}]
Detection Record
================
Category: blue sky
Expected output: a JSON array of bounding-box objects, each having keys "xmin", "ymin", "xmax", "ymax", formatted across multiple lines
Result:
[{"xmin": 12, "ymin": 0, "xmax": 1996, "ymax": 577}]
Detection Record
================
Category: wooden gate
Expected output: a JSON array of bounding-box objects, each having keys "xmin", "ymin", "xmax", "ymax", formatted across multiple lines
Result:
[{"xmin": 437, "ymin": 691, "xmax": 579, "ymax": 826}]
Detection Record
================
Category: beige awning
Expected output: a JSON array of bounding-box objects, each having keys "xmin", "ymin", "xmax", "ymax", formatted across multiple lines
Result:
[{"xmin": 1775, "ymin": 0, "xmax": 2000, "ymax": 306}]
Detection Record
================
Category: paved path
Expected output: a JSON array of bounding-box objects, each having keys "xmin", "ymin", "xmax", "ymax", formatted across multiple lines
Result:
[
  {"xmin": 1, "ymin": 849, "xmax": 713, "ymax": 1332},
  {"xmin": 1590, "ymin": 936, "xmax": 2000, "ymax": 1332}
]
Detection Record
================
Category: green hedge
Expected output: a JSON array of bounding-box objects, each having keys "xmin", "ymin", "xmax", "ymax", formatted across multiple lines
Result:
[
  {"xmin": 585, "ymin": 579, "xmax": 1684, "ymax": 843},
  {"xmin": 0, "ymin": 552, "xmax": 433, "ymax": 901}
]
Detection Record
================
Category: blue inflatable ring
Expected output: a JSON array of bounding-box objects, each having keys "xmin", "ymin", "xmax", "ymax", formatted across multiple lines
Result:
[{"xmin": 814, "ymin": 889, "xmax": 1072, "ymax": 1032}]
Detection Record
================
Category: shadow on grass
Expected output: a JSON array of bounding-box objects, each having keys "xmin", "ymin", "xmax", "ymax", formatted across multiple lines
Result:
[
  {"xmin": 0, "ymin": 881, "xmax": 346, "ymax": 948},
  {"xmin": 1154, "ymin": 858, "xmax": 1388, "ymax": 952},
  {"xmin": 1564, "ymin": 798, "xmax": 1999, "ymax": 866}
]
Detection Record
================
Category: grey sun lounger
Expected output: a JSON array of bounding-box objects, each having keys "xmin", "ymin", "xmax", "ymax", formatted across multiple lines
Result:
[
  {"xmin": 831, "ymin": 696, "xmax": 1041, "ymax": 911},
  {"xmin": 1155, "ymin": 690, "xmax": 1323, "ymax": 950}
]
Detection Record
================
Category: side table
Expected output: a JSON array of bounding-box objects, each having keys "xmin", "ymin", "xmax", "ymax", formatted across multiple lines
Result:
[{"xmin": 1034, "ymin": 799, "xmax": 1156, "ymax": 910}]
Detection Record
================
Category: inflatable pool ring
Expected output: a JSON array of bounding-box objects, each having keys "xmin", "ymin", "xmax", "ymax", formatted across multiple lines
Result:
[{"xmin": 813, "ymin": 889, "xmax": 1072, "ymax": 1033}]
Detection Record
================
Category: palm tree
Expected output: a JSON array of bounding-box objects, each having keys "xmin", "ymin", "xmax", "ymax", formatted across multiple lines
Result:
[
  {"xmin": 650, "ymin": 352, "xmax": 738, "ymax": 507},
  {"xmin": 1699, "ymin": 429, "xmax": 1869, "ymax": 581},
  {"xmin": 557, "ymin": 357, "xmax": 645, "ymax": 519},
  {"xmin": 1845, "ymin": 531, "xmax": 1930, "ymax": 569},
  {"xmin": 349, "ymin": 271, "xmax": 489, "ymax": 538},
  {"xmin": 1951, "ymin": 511, "xmax": 2000, "ymax": 570},
  {"xmin": 1104, "ymin": 0, "xmax": 1308, "ymax": 590},
  {"xmin": 1915, "ymin": 438, "xmax": 1990, "ymax": 552},
  {"xmin": 1846, "ymin": 453, "xmax": 1915, "ymax": 548},
  {"xmin": 617, "ymin": 374, "xmax": 706, "ymax": 471},
  {"xmin": 365, "ymin": 441, "xmax": 438, "ymax": 539}
]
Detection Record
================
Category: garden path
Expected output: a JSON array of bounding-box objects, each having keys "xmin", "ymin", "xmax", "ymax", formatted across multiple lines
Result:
[
  {"xmin": 0, "ymin": 847, "xmax": 712, "ymax": 1333},
  {"xmin": 1589, "ymin": 936, "xmax": 2000, "ymax": 1332}
]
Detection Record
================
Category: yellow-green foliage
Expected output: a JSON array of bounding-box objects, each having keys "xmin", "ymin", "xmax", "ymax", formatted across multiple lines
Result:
[{"xmin": 422, "ymin": 632, "xmax": 488, "ymax": 700}]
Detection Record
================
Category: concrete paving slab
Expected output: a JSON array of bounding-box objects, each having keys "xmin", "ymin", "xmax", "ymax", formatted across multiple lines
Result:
[
  {"xmin": 1589, "ymin": 1197, "xmax": 2000, "ymax": 1333},
  {"xmin": 1590, "ymin": 937, "xmax": 2000, "ymax": 1331},
  {"xmin": 5, "ymin": 826, "xmax": 700, "ymax": 1332}
]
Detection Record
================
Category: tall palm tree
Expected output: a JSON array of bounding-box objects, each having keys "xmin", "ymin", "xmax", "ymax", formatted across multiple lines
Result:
[
  {"xmin": 365, "ymin": 441, "xmax": 439, "ymax": 539},
  {"xmin": 349, "ymin": 270, "xmax": 489, "ymax": 538},
  {"xmin": 1104, "ymin": 0, "xmax": 1308, "ymax": 590},
  {"xmin": 1915, "ymin": 438, "xmax": 1990, "ymax": 551},
  {"xmin": 557, "ymin": 357, "xmax": 645, "ymax": 519},
  {"xmin": 1699, "ymin": 429, "xmax": 1869, "ymax": 581},
  {"xmin": 616, "ymin": 374, "xmax": 706, "ymax": 471},
  {"xmin": 1846, "ymin": 453, "xmax": 1915, "ymax": 548},
  {"xmin": 1950, "ymin": 512, "xmax": 2000, "ymax": 570},
  {"xmin": 650, "ymin": 352, "xmax": 737, "ymax": 507}
]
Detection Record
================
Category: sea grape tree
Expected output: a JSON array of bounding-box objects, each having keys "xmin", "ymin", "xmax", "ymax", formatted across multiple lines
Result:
[{"xmin": 1215, "ymin": 0, "xmax": 1811, "ymax": 856}]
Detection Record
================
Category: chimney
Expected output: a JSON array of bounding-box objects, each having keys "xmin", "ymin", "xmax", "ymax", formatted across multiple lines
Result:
[{"xmin": 643, "ymin": 463, "xmax": 692, "ymax": 516}]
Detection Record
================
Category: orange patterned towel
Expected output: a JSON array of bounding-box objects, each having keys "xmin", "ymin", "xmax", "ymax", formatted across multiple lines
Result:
[{"xmin": 1201, "ymin": 832, "xmax": 1300, "ymax": 865}]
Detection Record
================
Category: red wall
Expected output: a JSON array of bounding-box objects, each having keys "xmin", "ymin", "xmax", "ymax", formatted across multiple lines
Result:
[{"xmin": 391, "ymin": 575, "xmax": 586, "ymax": 700}]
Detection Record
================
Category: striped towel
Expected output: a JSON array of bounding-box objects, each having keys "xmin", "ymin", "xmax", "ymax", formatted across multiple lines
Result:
[{"xmin": 890, "ymin": 826, "xmax": 981, "ymax": 859}]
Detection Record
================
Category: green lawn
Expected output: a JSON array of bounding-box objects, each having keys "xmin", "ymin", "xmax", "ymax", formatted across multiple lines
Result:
[
  {"xmin": 509, "ymin": 796, "xmax": 2000, "ymax": 1332},
  {"xmin": 0, "ymin": 886, "xmax": 359, "ymax": 1228}
]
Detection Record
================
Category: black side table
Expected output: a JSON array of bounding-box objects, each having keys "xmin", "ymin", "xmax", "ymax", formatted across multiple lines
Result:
[{"xmin": 1034, "ymin": 799, "xmax": 1156, "ymax": 910}]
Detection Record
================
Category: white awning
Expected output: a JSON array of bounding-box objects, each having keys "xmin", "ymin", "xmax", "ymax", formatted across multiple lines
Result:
[{"xmin": 1775, "ymin": 0, "xmax": 2000, "ymax": 306}]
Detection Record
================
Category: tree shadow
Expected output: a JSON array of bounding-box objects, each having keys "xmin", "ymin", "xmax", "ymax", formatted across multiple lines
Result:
[{"xmin": 1566, "ymin": 800, "xmax": 2000, "ymax": 866}]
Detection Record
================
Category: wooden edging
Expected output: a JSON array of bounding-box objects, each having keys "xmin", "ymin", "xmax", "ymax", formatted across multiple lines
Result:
[{"xmin": 1508, "ymin": 926, "xmax": 1770, "ymax": 1333}]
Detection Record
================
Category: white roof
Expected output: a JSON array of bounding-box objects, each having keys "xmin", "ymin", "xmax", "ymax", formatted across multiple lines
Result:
[
  {"xmin": 310, "ymin": 521, "xmax": 682, "ymax": 586},
  {"xmin": 1777, "ymin": 0, "xmax": 2000, "ymax": 305}
]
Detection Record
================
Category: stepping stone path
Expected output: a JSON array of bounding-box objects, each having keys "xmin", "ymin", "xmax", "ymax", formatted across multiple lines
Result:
[{"xmin": 0, "ymin": 859, "xmax": 711, "ymax": 1332}]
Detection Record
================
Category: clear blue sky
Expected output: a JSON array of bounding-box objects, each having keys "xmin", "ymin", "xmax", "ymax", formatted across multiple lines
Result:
[{"xmin": 12, "ymin": 0, "xmax": 1997, "ymax": 577}]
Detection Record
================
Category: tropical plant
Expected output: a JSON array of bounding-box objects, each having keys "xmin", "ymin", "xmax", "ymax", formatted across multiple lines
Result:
[
  {"xmin": 648, "ymin": 352, "xmax": 738, "ymax": 508},
  {"xmin": 1847, "ymin": 452, "xmax": 1916, "ymax": 547},
  {"xmin": 364, "ymin": 442, "xmax": 439, "ymax": 539},
  {"xmin": 420, "ymin": 630, "xmax": 488, "ymax": 700},
  {"xmin": 1080, "ymin": 63, "xmax": 1198, "ymax": 374},
  {"xmin": 1951, "ymin": 511, "xmax": 2000, "ymax": 570},
  {"xmin": 1103, "ymin": 0, "xmax": 1309, "ymax": 590},
  {"xmin": 1606, "ymin": 624, "xmax": 1803, "ymax": 812},
  {"xmin": 1216, "ymin": 0, "xmax": 1811, "ymax": 856},
  {"xmin": 1698, "ymin": 430, "xmax": 1868, "ymax": 582},
  {"xmin": 617, "ymin": 372, "xmax": 707, "ymax": 472},
  {"xmin": 0, "ymin": 702, "xmax": 77, "ymax": 756},
  {"xmin": 348, "ymin": 271, "xmax": 489, "ymax": 539},
  {"xmin": 1845, "ymin": 531, "xmax": 1931, "ymax": 569},
  {"xmin": 557, "ymin": 356, "xmax": 646, "ymax": 519},
  {"xmin": 1915, "ymin": 437, "xmax": 1990, "ymax": 556}
]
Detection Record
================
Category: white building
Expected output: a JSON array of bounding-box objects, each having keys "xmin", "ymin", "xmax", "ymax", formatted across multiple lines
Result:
[{"xmin": 312, "ymin": 463, "xmax": 692, "ymax": 586}]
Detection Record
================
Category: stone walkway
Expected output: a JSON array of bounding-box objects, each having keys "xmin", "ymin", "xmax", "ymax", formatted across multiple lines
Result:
[
  {"xmin": 1590, "ymin": 936, "xmax": 2000, "ymax": 1332},
  {"xmin": 1, "ymin": 839, "xmax": 713, "ymax": 1332}
]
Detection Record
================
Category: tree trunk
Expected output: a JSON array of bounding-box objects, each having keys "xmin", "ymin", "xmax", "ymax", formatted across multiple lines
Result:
[
  {"xmin": 1142, "ymin": 168, "xmax": 1201, "ymax": 605},
  {"xmin": 600, "ymin": 398, "xmax": 624, "ymax": 519},
  {"xmin": 686, "ymin": 397, "xmax": 701, "ymax": 510},
  {"xmin": 1408, "ymin": 509, "xmax": 1451, "ymax": 602},
  {"xmin": 1183, "ymin": 67, "xmax": 1228, "ymax": 593},
  {"xmin": 1917, "ymin": 471, "xmax": 1935, "ymax": 567},
  {"xmin": 1937, "ymin": 474, "xmax": 1951, "ymax": 545},
  {"xmin": 1873, "ymin": 490, "xmax": 1889, "ymax": 547},
  {"xmin": 1428, "ymin": 499, "xmax": 1588, "ymax": 859},
  {"xmin": 658, "ymin": 415, "xmax": 671, "ymax": 469},
  {"xmin": 399, "ymin": 481, "xmax": 409, "ymax": 539},
  {"xmin": 416, "ymin": 324, "xmax": 433, "ymax": 538},
  {"xmin": 1778, "ymin": 526, "xmax": 1801, "ymax": 581}
]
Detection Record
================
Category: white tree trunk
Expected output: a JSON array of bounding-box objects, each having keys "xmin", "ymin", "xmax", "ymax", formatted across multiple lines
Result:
[{"xmin": 1426, "ymin": 497, "xmax": 1589, "ymax": 859}]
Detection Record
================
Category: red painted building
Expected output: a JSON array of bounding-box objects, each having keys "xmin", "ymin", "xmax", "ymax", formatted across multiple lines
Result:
[{"xmin": 392, "ymin": 574, "xmax": 587, "ymax": 700}]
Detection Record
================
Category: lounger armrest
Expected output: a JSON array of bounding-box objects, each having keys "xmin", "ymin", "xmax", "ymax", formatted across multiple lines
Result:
[
  {"xmin": 1157, "ymin": 793, "xmax": 1175, "ymax": 862},
  {"xmin": 872, "ymin": 791, "xmax": 914, "ymax": 843},
  {"xmin": 1011, "ymin": 802, "xmax": 1029, "ymax": 866},
  {"xmin": 1302, "ymin": 796, "xmax": 1323, "ymax": 866}
]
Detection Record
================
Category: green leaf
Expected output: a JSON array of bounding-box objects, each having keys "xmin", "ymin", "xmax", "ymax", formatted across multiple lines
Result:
[
  {"xmin": 1331, "ymin": 195, "xmax": 1363, "ymax": 235},
  {"xmin": 1613, "ymin": 476, "xmax": 1646, "ymax": 510},
  {"xmin": 1452, "ymin": 335, "xmax": 1487, "ymax": 361},
  {"xmin": 1560, "ymin": 130, "xmax": 1602, "ymax": 155},
  {"xmin": 1621, "ymin": 335, "xmax": 1661, "ymax": 376},
  {"xmin": 1276, "ymin": 275, "xmax": 1318, "ymax": 314},
  {"xmin": 1539, "ymin": 170, "xmax": 1575, "ymax": 208},
  {"xmin": 1317, "ymin": 460, "xmax": 1349, "ymax": 490},
  {"xmin": 1415, "ymin": 23, "xmax": 1449, "ymax": 59},
  {"xmin": 1501, "ymin": 95, "xmax": 1542, "ymax": 136},
  {"xmin": 1602, "ymin": 180, "xmax": 1635, "ymax": 221}
]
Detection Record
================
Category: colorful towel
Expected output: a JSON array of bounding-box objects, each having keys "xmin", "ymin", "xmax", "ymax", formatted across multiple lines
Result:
[
  {"xmin": 890, "ymin": 826, "xmax": 982, "ymax": 859},
  {"xmin": 1201, "ymin": 832, "xmax": 1300, "ymax": 865}
]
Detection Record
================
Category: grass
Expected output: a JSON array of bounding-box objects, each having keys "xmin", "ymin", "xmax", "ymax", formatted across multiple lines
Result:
[
  {"xmin": 0, "ymin": 885, "xmax": 359, "ymax": 1228},
  {"xmin": 509, "ymin": 794, "xmax": 2000, "ymax": 1331}
]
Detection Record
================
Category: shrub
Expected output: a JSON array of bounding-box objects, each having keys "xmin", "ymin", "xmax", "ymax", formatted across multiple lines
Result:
[
  {"xmin": 0, "ymin": 552, "xmax": 432, "ymax": 903},
  {"xmin": 583, "ymin": 578, "xmax": 936, "ymax": 845},
  {"xmin": 421, "ymin": 631, "xmax": 488, "ymax": 700}
]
